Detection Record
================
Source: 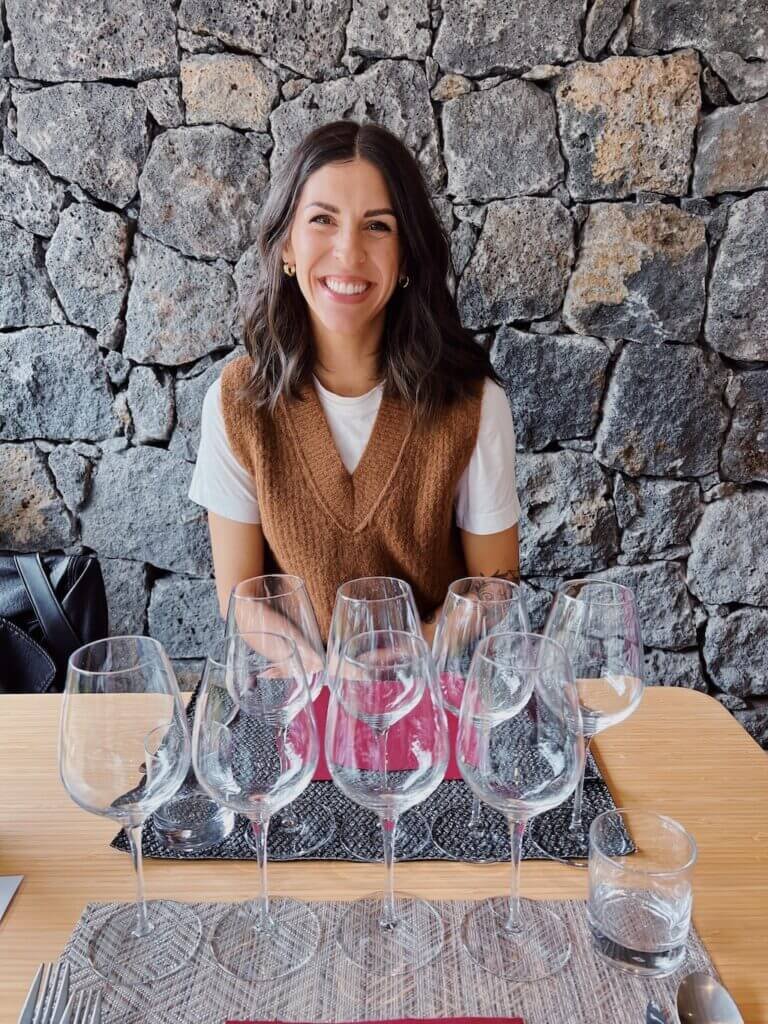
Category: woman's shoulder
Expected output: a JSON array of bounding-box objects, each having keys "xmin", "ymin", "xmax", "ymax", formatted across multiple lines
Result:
[{"xmin": 218, "ymin": 353, "xmax": 253, "ymax": 397}]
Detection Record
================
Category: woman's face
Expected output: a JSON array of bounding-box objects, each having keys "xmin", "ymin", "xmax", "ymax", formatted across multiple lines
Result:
[{"xmin": 282, "ymin": 157, "xmax": 404, "ymax": 342}]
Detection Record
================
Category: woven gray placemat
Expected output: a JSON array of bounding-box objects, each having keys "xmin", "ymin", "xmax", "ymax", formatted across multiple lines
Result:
[{"xmin": 59, "ymin": 897, "xmax": 717, "ymax": 1024}]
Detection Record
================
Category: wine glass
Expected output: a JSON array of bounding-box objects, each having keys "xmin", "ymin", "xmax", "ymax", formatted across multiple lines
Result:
[
  {"xmin": 227, "ymin": 574, "xmax": 333, "ymax": 859},
  {"xmin": 326, "ymin": 576, "xmax": 428, "ymax": 860},
  {"xmin": 457, "ymin": 632, "xmax": 583, "ymax": 981},
  {"xmin": 529, "ymin": 579, "xmax": 644, "ymax": 866},
  {"xmin": 326, "ymin": 629, "xmax": 449, "ymax": 974},
  {"xmin": 59, "ymin": 636, "xmax": 202, "ymax": 985},
  {"xmin": 431, "ymin": 577, "xmax": 529, "ymax": 860},
  {"xmin": 192, "ymin": 631, "xmax": 321, "ymax": 981}
]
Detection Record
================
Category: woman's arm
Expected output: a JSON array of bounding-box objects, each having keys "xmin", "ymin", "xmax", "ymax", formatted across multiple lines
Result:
[
  {"xmin": 208, "ymin": 512, "xmax": 264, "ymax": 617},
  {"xmin": 421, "ymin": 524, "xmax": 521, "ymax": 646}
]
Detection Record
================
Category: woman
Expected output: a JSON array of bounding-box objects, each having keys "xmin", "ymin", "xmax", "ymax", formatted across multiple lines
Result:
[{"xmin": 189, "ymin": 119, "xmax": 520, "ymax": 642}]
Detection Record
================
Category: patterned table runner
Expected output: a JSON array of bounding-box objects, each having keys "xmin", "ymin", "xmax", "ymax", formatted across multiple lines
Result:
[{"xmin": 58, "ymin": 897, "xmax": 717, "ymax": 1024}]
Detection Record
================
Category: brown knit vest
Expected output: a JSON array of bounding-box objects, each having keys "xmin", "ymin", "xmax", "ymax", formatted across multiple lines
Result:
[{"xmin": 219, "ymin": 356, "xmax": 483, "ymax": 638}]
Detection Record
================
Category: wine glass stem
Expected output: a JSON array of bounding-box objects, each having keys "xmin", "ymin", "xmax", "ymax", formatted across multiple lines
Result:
[
  {"xmin": 468, "ymin": 794, "xmax": 483, "ymax": 830},
  {"xmin": 505, "ymin": 818, "xmax": 527, "ymax": 934},
  {"xmin": 250, "ymin": 818, "xmax": 271, "ymax": 929},
  {"xmin": 127, "ymin": 823, "xmax": 152, "ymax": 938},
  {"xmin": 276, "ymin": 734, "xmax": 301, "ymax": 832},
  {"xmin": 569, "ymin": 735, "xmax": 593, "ymax": 833},
  {"xmin": 380, "ymin": 815, "xmax": 399, "ymax": 930}
]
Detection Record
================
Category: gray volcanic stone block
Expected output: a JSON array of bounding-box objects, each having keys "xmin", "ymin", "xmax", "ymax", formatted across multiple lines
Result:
[
  {"xmin": 587, "ymin": 561, "xmax": 697, "ymax": 650},
  {"xmin": 595, "ymin": 343, "xmax": 726, "ymax": 478},
  {"xmin": 734, "ymin": 706, "xmax": 768, "ymax": 750},
  {"xmin": 563, "ymin": 203, "xmax": 707, "ymax": 344},
  {"xmin": 15, "ymin": 84, "xmax": 148, "ymax": 207},
  {"xmin": 583, "ymin": 0, "xmax": 627, "ymax": 59},
  {"xmin": 555, "ymin": 52, "xmax": 700, "ymax": 201},
  {"xmin": 139, "ymin": 126, "xmax": 268, "ymax": 261},
  {"xmin": 45, "ymin": 203, "xmax": 129, "ymax": 332},
  {"xmin": 47, "ymin": 445, "xmax": 91, "ymax": 512},
  {"xmin": 180, "ymin": 54, "xmax": 279, "ymax": 131},
  {"xmin": 124, "ymin": 235, "xmax": 237, "ymax": 366},
  {"xmin": 0, "ymin": 219, "xmax": 58, "ymax": 328},
  {"xmin": 491, "ymin": 327, "xmax": 609, "ymax": 451},
  {"xmin": 270, "ymin": 60, "xmax": 443, "ymax": 193},
  {"xmin": 80, "ymin": 446, "xmax": 212, "ymax": 575},
  {"xmin": 516, "ymin": 451, "xmax": 619, "ymax": 576},
  {"xmin": 457, "ymin": 199, "xmax": 573, "ymax": 328},
  {"xmin": 442, "ymin": 81, "xmax": 563, "ymax": 200},
  {"xmin": 233, "ymin": 244, "xmax": 260, "ymax": 314},
  {"xmin": 631, "ymin": 0, "xmax": 768, "ymax": 60},
  {"xmin": 0, "ymin": 442, "xmax": 74, "ymax": 550},
  {"xmin": 704, "ymin": 609, "xmax": 768, "ymax": 697},
  {"xmin": 693, "ymin": 98, "xmax": 768, "ymax": 196},
  {"xmin": 138, "ymin": 77, "xmax": 183, "ymax": 128},
  {"xmin": 5, "ymin": 0, "xmax": 178, "ymax": 81},
  {"xmin": 0, "ymin": 327, "xmax": 117, "ymax": 442},
  {"xmin": 127, "ymin": 367, "xmax": 175, "ymax": 444},
  {"xmin": 177, "ymin": 0, "xmax": 350, "ymax": 78},
  {"xmin": 614, "ymin": 477, "xmax": 701, "ymax": 560},
  {"xmin": 721, "ymin": 372, "xmax": 768, "ymax": 484},
  {"xmin": 688, "ymin": 492, "xmax": 768, "ymax": 605},
  {"xmin": 0, "ymin": 155, "xmax": 65, "ymax": 236},
  {"xmin": 148, "ymin": 576, "xmax": 220, "ymax": 658},
  {"xmin": 644, "ymin": 649, "xmax": 706, "ymax": 691},
  {"xmin": 170, "ymin": 348, "xmax": 245, "ymax": 462},
  {"xmin": 101, "ymin": 557, "xmax": 149, "ymax": 636},
  {"xmin": 433, "ymin": 0, "xmax": 582, "ymax": 75},
  {"xmin": 705, "ymin": 192, "xmax": 768, "ymax": 360},
  {"xmin": 347, "ymin": 0, "xmax": 430, "ymax": 60},
  {"xmin": 708, "ymin": 52, "xmax": 768, "ymax": 102}
]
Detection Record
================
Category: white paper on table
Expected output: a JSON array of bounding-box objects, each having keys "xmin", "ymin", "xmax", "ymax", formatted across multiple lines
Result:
[{"xmin": 0, "ymin": 875, "xmax": 23, "ymax": 922}]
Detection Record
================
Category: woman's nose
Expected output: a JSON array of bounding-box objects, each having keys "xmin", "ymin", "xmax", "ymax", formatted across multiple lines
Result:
[{"xmin": 333, "ymin": 230, "xmax": 366, "ymax": 266}]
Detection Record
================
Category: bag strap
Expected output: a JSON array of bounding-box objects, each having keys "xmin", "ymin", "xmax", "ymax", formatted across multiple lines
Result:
[{"xmin": 14, "ymin": 553, "xmax": 81, "ymax": 669}]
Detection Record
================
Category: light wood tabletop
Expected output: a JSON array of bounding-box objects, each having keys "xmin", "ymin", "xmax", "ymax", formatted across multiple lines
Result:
[{"xmin": 0, "ymin": 686, "xmax": 766, "ymax": 1022}]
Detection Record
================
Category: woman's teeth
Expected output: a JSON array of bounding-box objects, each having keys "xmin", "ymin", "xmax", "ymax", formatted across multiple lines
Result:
[{"xmin": 323, "ymin": 277, "xmax": 370, "ymax": 295}]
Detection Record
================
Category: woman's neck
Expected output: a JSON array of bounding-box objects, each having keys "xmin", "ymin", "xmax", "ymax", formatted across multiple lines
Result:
[{"xmin": 311, "ymin": 318, "xmax": 384, "ymax": 398}]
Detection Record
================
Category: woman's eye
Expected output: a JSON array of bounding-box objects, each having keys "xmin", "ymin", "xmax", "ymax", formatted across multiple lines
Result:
[
  {"xmin": 310, "ymin": 214, "xmax": 332, "ymax": 225},
  {"xmin": 367, "ymin": 221, "xmax": 391, "ymax": 232}
]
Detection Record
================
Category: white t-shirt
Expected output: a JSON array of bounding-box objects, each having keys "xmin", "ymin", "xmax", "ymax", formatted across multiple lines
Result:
[{"xmin": 188, "ymin": 376, "xmax": 521, "ymax": 535}]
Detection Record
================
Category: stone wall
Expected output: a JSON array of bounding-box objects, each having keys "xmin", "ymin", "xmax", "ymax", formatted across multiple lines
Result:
[{"xmin": 0, "ymin": 1, "xmax": 766, "ymax": 742}]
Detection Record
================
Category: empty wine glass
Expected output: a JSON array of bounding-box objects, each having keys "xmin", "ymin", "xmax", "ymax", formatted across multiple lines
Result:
[
  {"xmin": 529, "ymin": 579, "xmax": 644, "ymax": 866},
  {"xmin": 326, "ymin": 630, "xmax": 449, "ymax": 975},
  {"xmin": 457, "ymin": 632, "xmax": 583, "ymax": 981},
  {"xmin": 192, "ymin": 631, "xmax": 321, "ymax": 981},
  {"xmin": 59, "ymin": 636, "xmax": 201, "ymax": 986},
  {"xmin": 431, "ymin": 577, "xmax": 529, "ymax": 860},
  {"xmin": 227, "ymin": 574, "xmax": 334, "ymax": 859},
  {"xmin": 327, "ymin": 576, "xmax": 429, "ymax": 860}
]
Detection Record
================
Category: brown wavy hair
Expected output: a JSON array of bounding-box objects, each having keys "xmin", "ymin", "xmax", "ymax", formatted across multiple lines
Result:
[{"xmin": 241, "ymin": 119, "xmax": 499, "ymax": 421}]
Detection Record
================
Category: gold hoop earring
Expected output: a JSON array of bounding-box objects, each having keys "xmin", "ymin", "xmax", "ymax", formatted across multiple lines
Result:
[
  {"xmin": 283, "ymin": 263, "xmax": 296, "ymax": 277},
  {"xmin": 398, "ymin": 274, "xmax": 410, "ymax": 288}
]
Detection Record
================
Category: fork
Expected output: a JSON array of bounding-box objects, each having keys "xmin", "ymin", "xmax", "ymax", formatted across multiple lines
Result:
[
  {"xmin": 60, "ymin": 989, "xmax": 102, "ymax": 1024},
  {"xmin": 18, "ymin": 962, "xmax": 70, "ymax": 1023}
]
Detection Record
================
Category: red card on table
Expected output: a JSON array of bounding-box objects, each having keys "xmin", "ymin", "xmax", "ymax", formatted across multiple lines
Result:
[
  {"xmin": 312, "ymin": 686, "xmax": 462, "ymax": 783},
  {"xmin": 227, "ymin": 1018, "xmax": 523, "ymax": 1024}
]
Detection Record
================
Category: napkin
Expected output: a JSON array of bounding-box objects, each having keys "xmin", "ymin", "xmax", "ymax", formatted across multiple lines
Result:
[
  {"xmin": 0, "ymin": 875, "xmax": 23, "ymax": 922},
  {"xmin": 227, "ymin": 1018, "xmax": 523, "ymax": 1024}
]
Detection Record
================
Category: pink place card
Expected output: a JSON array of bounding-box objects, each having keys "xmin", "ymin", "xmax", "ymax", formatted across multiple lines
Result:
[
  {"xmin": 227, "ymin": 1018, "xmax": 523, "ymax": 1024},
  {"xmin": 312, "ymin": 686, "xmax": 462, "ymax": 782}
]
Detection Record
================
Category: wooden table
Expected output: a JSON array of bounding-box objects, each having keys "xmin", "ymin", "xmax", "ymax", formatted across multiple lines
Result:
[{"xmin": 0, "ymin": 687, "xmax": 766, "ymax": 1022}]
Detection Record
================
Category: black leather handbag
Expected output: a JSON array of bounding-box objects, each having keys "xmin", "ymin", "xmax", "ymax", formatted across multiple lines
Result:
[{"xmin": 0, "ymin": 553, "xmax": 109, "ymax": 693}]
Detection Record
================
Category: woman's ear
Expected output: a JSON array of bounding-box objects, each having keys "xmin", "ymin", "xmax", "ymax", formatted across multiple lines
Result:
[{"xmin": 282, "ymin": 242, "xmax": 294, "ymax": 264}]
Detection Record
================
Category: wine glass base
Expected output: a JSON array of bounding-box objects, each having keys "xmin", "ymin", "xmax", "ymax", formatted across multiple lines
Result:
[
  {"xmin": 211, "ymin": 898, "xmax": 321, "ymax": 982},
  {"xmin": 461, "ymin": 897, "xmax": 571, "ymax": 982},
  {"xmin": 336, "ymin": 891, "xmax": 444, "ymax": 975},
  {"xmin": 430, "ymin": 802, "xmax": 510, "ymax": 862},
  {"xmin": 247, "ymin": 802, "xmax": 336, "ymax": 861},
  {"xmin": 88, "ymin": 901, "xmax": 202, "ymax": 986},
  {"xmin": 339, "ymin": 808, "xmax": 430, "ymax": 861}
]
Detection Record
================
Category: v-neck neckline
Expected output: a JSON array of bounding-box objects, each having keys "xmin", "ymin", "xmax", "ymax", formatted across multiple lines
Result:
[{"xmin": 281, "ymin": 381, "xmax": 413, "ymax": 534}]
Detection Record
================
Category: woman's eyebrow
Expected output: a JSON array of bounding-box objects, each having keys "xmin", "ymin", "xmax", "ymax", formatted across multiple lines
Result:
[{"xmin": 304, "ymin": 201, "xmax": 396, "ymax": 217}]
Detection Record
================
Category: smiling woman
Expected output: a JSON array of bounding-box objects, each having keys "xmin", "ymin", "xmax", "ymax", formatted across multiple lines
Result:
[{"xmin": 188, "ymin": 120, "xmax": 521, "ymax": 639}]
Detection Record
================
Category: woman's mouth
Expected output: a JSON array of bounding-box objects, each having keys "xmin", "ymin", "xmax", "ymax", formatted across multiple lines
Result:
[{"xmin": 319, "ymin": 276, "xmax": 373, "ymax": 303}]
